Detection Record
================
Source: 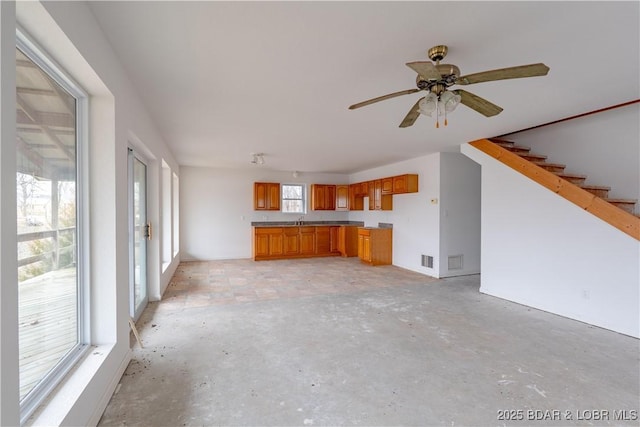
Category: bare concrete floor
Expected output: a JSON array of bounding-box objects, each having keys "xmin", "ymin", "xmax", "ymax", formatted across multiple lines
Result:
[{"xmin": 99, "ymin": 258, "xmax": 640, "ymax": 427}]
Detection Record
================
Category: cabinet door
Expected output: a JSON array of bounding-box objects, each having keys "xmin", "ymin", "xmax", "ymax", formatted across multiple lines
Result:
[
  {"xmin": 268, "ymin": 183, "xmax": 281, "ymax": 210},
  {"xmin": 368, "ymin": 181, "xmax": 375, "ymax": 210},
  {"xmin": 338, "ymin": 226, "xmax": 347, "ymax": 255},
  {"xmin": 283, "ymin": 228, "xmax": 299, "ymax": 255},
  {"xmin": 381, "ymin": 177, "xmax": 393, "ymax": 195},
  {"xmin": 269, "ymin": 233, "xmax": 284, "ymax": 255},
  {"xmin": 316, "ymin": 227, "xmax": 331, "ymax": 254},
  {"xmin": 311, "ymin": 184, "xmax": 325, "ymax": 210},
  {"xmin": 300, "ymin": 229, "xmax": 316, "ymax": 254},
  {"xmin": 392, "ymin": 175, "xmax": 407, "ymax": 194},
  {"xmin": 360, "ymin": 182, "xmax": 369, "ymax": 196},
  {"xmin": 254, "ymin": 182, "xmax": 267, "ymax": 210},
  {"xmin": 325, "ymin": 185, "xmax": 336, "ymax": 210},
  {"xmin": 336, "ymin": 185, "xmax": 349, "ymax": 211},
  {"xmin": 362, "ymin": 236, "xmax": 371, "ymax": 262},
  {"xmin": 374, "ymin": 180, "xmax": 383, "ymax": 210},
  {"xmin": 330, "ymin": 226, "xmax": 339, "ymax": 253},
  {"xmin": 357, "ymin": 233, "xmax": 364, "ymax": 259},
  {"xmin": 255, "ymin": 233, "xmax": 269, "ymax": 257}
]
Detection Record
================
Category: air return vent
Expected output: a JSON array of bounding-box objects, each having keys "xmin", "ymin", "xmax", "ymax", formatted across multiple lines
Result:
[
  {"xmin": 448, "ymin": 255, "xmax": 463, "ymax": 271},
  {"xmin": 421, "ymin": 255, "xmax": 434, "ymax": 268}
]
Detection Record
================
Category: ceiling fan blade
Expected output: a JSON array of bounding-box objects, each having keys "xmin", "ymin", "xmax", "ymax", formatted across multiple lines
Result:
[
  {"xmin": 406, "ymin": 61, "xmax": 441, "ymax": 80},
  {"xmin": 349, "ymin": 88, "xmax": 420, "ymax": 110},
  {"xmin": 399, "ymin": 98, "xmax": 423, "ymax": 128},
  {"xmin": 454, "ymin": 89, "xmax": 503, "ymax": 117},
  {"xmin": 457, "ymin": 63, "xmax": 550, "ymax": 85}
]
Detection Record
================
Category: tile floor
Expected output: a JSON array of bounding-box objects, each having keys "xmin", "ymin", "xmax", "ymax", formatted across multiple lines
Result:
[{"xmin": 160, "ymin": 257, "xmax": 439, "ymax": 310}]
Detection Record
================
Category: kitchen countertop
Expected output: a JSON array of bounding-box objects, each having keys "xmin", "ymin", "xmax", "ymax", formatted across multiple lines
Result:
[{"xmin": 251, "ymin": 220, "xmax": 365, "ymax": 227}]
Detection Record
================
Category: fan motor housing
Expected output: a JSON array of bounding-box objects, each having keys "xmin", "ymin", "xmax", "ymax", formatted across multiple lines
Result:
[{"xmin": 415, "ymin": 63, "xmax": 461, "ymax": 91}]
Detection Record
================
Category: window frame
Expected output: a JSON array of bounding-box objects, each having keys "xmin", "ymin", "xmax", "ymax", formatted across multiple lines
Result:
[
  {"xmin": 16, "ymin": 26, "xmax": 90, "ymax": 424},
  {"xmin": 281, "ymin": 183, "xmax": 307, "ymax": 214}
]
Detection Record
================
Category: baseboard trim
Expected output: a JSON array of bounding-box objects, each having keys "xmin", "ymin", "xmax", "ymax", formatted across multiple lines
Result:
[{"xmin": 87, "ymin": 348, "xmax": 132, "ymax": 426}]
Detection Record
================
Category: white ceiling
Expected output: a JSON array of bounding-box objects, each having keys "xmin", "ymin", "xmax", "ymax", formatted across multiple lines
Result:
[{"xmin": 88, "ymin": 1, "xmax": 639, "ymax": 174}]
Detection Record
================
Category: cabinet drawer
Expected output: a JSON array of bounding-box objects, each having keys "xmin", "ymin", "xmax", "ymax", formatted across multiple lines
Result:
[{"xmin": 255, "ymin": 227, "xmax": 283, "ymax": 234}]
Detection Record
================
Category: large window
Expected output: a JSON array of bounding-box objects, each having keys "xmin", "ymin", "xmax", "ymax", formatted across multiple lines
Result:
[
  {"xmin": 16, "ymin": 30, "xmax": 88, "ymax": 419},
  {"xmin": 281, "ymin": 184, "xmax": 306, "ymax": 213}
]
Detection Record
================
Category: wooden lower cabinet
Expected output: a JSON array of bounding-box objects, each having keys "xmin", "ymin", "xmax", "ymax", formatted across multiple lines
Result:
[
  {"xmin": 357, "ymin": 227, "xmax": 392, "ymax": 266},
  {"xmin": 283, "ymin": 227, "xmax": 299, "ymax": 255},
  {"xmin": 299, "ymin": 227, "xmax": 316, "ymax": 255},
  {"xmin": 316, "ymin": 227, "xmax": 331, "ymax": 254},
  {"xmin": 253, "ymin": 226, "xmax": 342, "ymax": 260},
  {"xmin": 253, "ymin": 227, "xmax": 284, "ymax": 259},
  {"xmin": 330, "ymin": 226, "xmax": 340, "ymax": 253},
  {"xmin": 338, "ymin": 225, "xmax": 359, "ymax": 257}
]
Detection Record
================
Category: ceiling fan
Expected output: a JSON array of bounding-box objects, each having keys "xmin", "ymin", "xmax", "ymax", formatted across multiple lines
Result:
[{"xmin": 348, "ymin": 45, "xmax": 550, "ymax": 128}]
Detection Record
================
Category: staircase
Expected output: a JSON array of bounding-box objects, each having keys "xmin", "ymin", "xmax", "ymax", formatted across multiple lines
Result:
[
  {"xmin": 468, "ymin": 138, "xmax": 640, "ymax": 241},
  {"xmin": 489, "ymin": 138, "xmax": 638, "ymax": 215}
]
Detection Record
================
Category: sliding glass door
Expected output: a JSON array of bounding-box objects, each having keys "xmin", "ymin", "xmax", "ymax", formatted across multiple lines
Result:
[{"xmin": 128, "ymin": 149, "xmax": 149, "ymax": 321}]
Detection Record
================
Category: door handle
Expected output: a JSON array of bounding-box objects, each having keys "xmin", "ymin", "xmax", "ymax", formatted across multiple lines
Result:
[{"xmin": 144, "ymin": 223, "xmax": 152, "ymax": 240}]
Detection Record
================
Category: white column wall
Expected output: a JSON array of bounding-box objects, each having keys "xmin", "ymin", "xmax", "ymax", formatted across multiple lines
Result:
[
  {"xmin": 462, "ymin": 143, "xmax": 640, "ymax": 338},
  {"xmin": 438, "ymin": 152, "xmax": 481, "ymax": 278},
  {"xmin": 0, "ymin": 2, "xmax": 181, "ymax": 425},
  {"xmin": 0, "ymin": 1, "xmax": 20, "ymax": 425}
]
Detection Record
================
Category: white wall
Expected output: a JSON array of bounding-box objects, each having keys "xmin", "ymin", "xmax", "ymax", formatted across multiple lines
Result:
[
  {"xmin": 506, "ymin": 103, "xmax": 639, "ymax": 207},
  {"xmin": 0, "ymin": 2, "xmax": 181, "ymax": 425},
  {"xmin": 180, "ymin": 167, "xmax": 350, "ymax": 260},
  {"xmin": 462, "ymin": 143, "xmax": 640, "ymax": 338},
  {"xmin": 438, "ymin": 152, "xmax": 481, "ymax": 277}
]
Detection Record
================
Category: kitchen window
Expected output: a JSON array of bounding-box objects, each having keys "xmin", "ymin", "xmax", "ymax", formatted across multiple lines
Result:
[{"xmin": 281, "ymin": 184, "xmax": 306, "ymax": 213}]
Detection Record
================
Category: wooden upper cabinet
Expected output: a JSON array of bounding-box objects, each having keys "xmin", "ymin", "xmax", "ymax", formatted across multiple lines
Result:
[
  {"xmin": 392, "ymin": 174, "xmax": 419, "ymax": 194},
  {"xmin": 368, "ymin": 179, "xmax": 392, "ymax": 211},
  {"xmin": 336, "ymin": 185, "xmax": 349, "ymax": 211},
  {"xmin": 254, "ymin": 182, "xmax": 281, "ymax": 210},
  {"xmin": 368, "ymin": 181, "xmax": 376, "ymax": 210},
  {"xmin": 326, "ymin": 185, "xmax": 336, "ymax": 210},
  {"xmin": 381, "ymin": 177, "xmax": 393, "ymax": 195},
  {"xmin": 351, "ymin": 181, "xmax": 368, "ymax": 197},
  {"xmin": 311, "ymin": 184, "xmax": 337, "ymax": 210},
  {"xmin": 349, "ymin": 184, "xmax": 364, "ymax": 211}
]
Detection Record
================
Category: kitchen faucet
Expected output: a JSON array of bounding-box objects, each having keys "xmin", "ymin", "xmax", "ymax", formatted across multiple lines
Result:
[{"xmin": 296, "ymin": 215, "xmax": 305, "ymax": 225}]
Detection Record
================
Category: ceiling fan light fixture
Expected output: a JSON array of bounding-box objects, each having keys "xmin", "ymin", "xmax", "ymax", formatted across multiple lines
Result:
[
  {"xmin": 418, "ymin": 92, "xmax": 437, "ymax": 116},
  {"xmin": 251, "ymin": 153, "xmax": 265, "ymax": 165},
  {"xmin": 440, "ymin": 90, "xmax": 461, "ymax": 113}
]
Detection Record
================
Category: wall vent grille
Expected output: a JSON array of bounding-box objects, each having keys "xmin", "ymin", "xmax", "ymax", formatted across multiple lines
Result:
[
  {"xmin": 448, "ymin": 255, "xmax": 463, "ymax": 271},
  {"xmin": 421, "ymin": 255, "xmax": 433, "ymax": 268}
]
